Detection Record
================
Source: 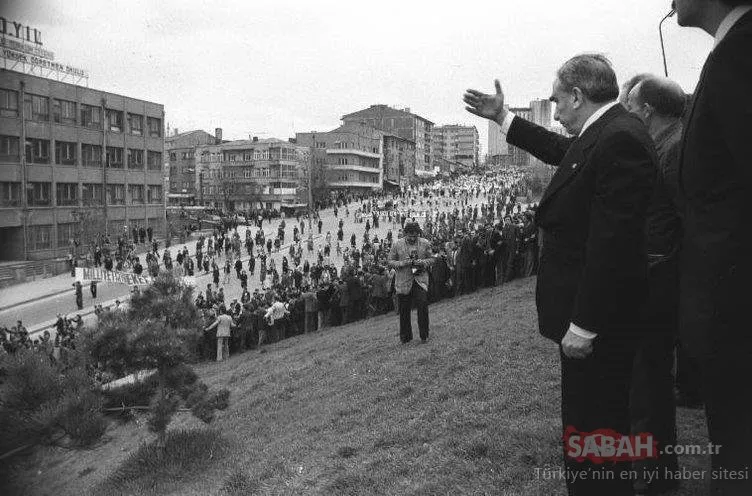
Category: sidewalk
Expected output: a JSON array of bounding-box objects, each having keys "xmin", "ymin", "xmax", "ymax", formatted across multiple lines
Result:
[{"xmin": 0, "ymin": 231, "xmax": 212, "ymax": 312}]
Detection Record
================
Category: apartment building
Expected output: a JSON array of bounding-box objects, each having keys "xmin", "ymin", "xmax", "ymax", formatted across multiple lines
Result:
[
  {"xmin": 341, "ymin": 104, "xmax": 434, "ymax": 176},
  {"xmin": 195, "ymin": 137, "xmax": 308, "ymax": 211}
]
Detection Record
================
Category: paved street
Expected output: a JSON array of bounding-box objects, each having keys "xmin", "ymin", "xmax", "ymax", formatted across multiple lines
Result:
[{"xmin": 1, "ymin": 193, "xmax": 494, "ymax": 334}]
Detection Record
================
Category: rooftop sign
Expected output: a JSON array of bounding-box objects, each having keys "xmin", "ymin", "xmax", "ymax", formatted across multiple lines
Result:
[{"xmin": 0, "ymin": 17, "xmax": 89, "ymax": 84}]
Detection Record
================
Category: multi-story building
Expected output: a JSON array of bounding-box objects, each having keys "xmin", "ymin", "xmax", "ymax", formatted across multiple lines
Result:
[
  {"xmin": 431, "ymin": 124, "xmax": 479, "ymax": 169},
  {"xmin": 341, "ymin": 104, "xmax": 434, "ymax": 177},
  {"xmin": 0, "ymin": 71, "xmax": 165, "ymax": 261},
  {"xmin": 195, "ymin": 137, "xmax": 308, "ymax": 211},
  {"xmin": 296, "ymin": 122, "xmax": 383, "ymax": 194},
  {"xmin": 530, "ymin": 98, "xmax": 552, "ymax": 128},
  {"xmin": 165, "ymin": 128, "xmax": 221, "ymax": 205},
  {"xmin": 382, "ymin": 133, "xmax": 416, "ymax": 187}
]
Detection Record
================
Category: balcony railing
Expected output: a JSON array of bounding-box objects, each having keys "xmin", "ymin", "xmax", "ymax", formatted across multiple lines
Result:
[{"xmin": 326, "ymin": 148, "xmax": 380, "ymax": 159}]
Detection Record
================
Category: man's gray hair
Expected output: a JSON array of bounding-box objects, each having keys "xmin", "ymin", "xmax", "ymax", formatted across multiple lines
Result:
[{"xmin": 557, "ymin": 53, "xmax": 619, "ymax": 103}]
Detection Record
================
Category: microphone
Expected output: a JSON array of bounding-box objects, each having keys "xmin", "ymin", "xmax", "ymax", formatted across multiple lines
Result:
[{"xmin": 659, "ymin": 8, "xmax": 676, "ymax": 77}]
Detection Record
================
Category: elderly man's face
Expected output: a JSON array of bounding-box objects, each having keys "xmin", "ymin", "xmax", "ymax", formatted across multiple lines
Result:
[
  {"xmin": 405, "ymin": 233, "xmax": 419, "ymax": 244},
  {"xmin": 551, "ymin": 78, "xmax": 580, "ymax": 135},
  {"xmin": 626, "ymin": 82, "xmax": 648, "ymax": 123}
]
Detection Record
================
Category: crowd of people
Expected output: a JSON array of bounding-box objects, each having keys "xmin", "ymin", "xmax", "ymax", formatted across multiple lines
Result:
[{"xmin": 189, "ymin": 172, "xmax": 539, "ymax": 360}]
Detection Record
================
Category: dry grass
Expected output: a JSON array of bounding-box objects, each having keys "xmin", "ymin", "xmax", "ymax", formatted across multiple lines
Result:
[{"xmin": 3, "ymin": 277, "xmax": 710, "ymax": 495}]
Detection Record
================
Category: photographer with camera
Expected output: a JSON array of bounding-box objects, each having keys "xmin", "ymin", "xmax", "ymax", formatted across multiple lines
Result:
[{"xmin": 388, "ymin": 221, "xmax": 435, "ymax": 344}]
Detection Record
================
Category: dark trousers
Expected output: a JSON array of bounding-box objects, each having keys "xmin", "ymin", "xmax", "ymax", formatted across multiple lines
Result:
[
  {"xmin": 630, "ymin": 333, "xmax": 678, "ymax": 480},
  {"xmin": 630, "ymin": 257, "xmax": 680, "ymax": 482},
  {"xmin": 701, "ymin": 352, "xmax": 752, "ymax": 495},
  {"xmin": 397, "ymin": 282, "xmax": 428, "ymax": 343},
  {"xmin": 560, "ymin": 336, "xmax": 637, "ymax": 496}
]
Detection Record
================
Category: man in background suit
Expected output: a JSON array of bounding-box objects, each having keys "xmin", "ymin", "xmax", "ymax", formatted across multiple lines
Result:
[
  {"xmin": 673, "ymin": 1, "xmax": 752, "ymax": 494},
  {"xmin": 625, "ymin": 75, "xmax": 685, "ymax": 495},
  {"xmin": 465, "ymin": 54, "xmax": 656, "ymax": 495}
]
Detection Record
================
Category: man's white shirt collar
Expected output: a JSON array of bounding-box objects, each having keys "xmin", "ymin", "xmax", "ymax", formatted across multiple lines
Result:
[
  {"xmin": 578, "ymin": 101, "xmax": 620, "ymax": 137},
  {"xmin": 715, "ymin": 5, "xmax": 752, "ymax": 47}
]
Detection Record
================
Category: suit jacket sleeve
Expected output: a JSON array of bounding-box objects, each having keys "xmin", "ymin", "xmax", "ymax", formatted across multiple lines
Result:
[
  {"xmin": 506, "ymin": 116, "xmax": 576, "ymax": 166},
  {"xmin": 571, "ymin": 129, "xmax": 655, "ymax": 335},
  {"xmin": 710, "ymin": 41, "xmax": 752, "ymax": 186}
]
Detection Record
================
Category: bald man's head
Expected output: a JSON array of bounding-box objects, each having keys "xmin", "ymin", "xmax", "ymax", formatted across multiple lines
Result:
[{"xmin": 629, "ymin": 77, "xmax": 686, "ymax": 119}]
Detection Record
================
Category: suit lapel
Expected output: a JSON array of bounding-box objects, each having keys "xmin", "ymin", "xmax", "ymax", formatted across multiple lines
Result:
[
  {"xmin": 538, "ymin": 105, "xmax": 621, "ymax": 208},
  {"xmin": 678, "ymin": 52, "xmax": 713, "ymax": 184}
]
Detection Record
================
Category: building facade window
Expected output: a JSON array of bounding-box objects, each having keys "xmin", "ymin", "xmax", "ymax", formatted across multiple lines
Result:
[
  {"xmin": 128, "ymin": 113, "xmax": 143, "ymax": 135},
  {"xmin": 26, "ymin": 138, "xmax": 50, "ymax": 164},
  {"xmin": 0, "ymin": 135, "xmax": 20, "ymax": 161},
  {"xmin": 23, "ymin": 93, "xmax": 49, "ymax": 121},
  {"xmin": 0, "ymin": 181, "xmax": 21, "ymax": 207},
  {"xmin": 82, "ymin": 144, "xmax": 102, "ymax": 167},
  {"xmin": 82, "ymin": 183, "xmax": 103, "ymax": 205},
  {"xmin": 106, "ymin": 184, "xmax": 125, "ymax": 205},
  {"xmin": 128, "ymin": 184, "xmax": 144, "ymax": 204},
  {"xmin": 55, "ymin": 141, "xmax": 77, "ymax": 166},
  {"xmin": 106, "ymin": 109, "xmax": 123, "ymax": 132},
  {"xmin": 29, "ymin": 224, "xmax": 52, "ymax": 250},
  {"xmin": 106, "ymin": 146, "xmax": 123, "ymax": 168},
  {"xmin": 147, "ymin": 184, "xmax": 162, "ymax": 203},
  {"xmin": 27, "ymin": 182, "xmax": 51, "ymax": 206},
  {"xmin": 147, "ymin": 150, "xmax": 162, "ymax": 171},
  {"xmin": 57, "ymin": 223, "xmax": 77, "ymax": 247},
  {"xmin": 127, "ymin": 149, "xmax": 144, "ymax": 169},
  {"xmin": 80, "ymin": 104, "xmax": 101, "ymax": 129},
  {"xmin": 52, "ymin": 99, "xmax": 76, "ymax": 125},
  {"xmin": 0, "ymin": 88, "xmax": 19, "ymax": 117},
  {"xmin": 56, "ymin": 182, "xmax": 78, "ymax": 206},
  {"xmin": 147, "ymin": 117, "xmax": 162, "ymax": 137}
]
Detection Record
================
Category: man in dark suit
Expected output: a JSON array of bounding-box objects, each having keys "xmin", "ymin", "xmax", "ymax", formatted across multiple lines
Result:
[
  {"xmin": 465, "ymin": 54, "xmax": 656, "ymax": 496},
  {"xmin": 673, "ymin": 1, "xmax": 752, "ymax": 494},
  {"xmin": 624, "ymin": 75, "xmax": 685, "ymax": 495}
]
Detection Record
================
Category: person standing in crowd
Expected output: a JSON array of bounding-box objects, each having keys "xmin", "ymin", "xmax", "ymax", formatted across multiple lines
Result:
[
  {"xmin": 674, "ymin": 1, "xmax": 752, "ymax": 494},
  {"xmin": 89, "ymin": 279, "xmax": 98, "ymax": 300},
  {"xmin": 204, "ymin": 309, "xmax": 234, "ymax": 361},
  {"xmin": 465, "ymin": 53, "xmax": 656, "ymax": 495},
  {"xmin": 388, "ymin": 222, "xmax": 434, "ymax": 344},
  {"xmin": 624, "ymin": 74, "xmax": 686, "ymax": 494},
  {"xmin": 72, "ymin": 280, "xmax": 84, "ymax": 310}
]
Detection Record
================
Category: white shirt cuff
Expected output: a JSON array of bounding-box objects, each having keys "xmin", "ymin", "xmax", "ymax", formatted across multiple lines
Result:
[
  {"xmin": 569, "ymin": 323, "xmax": 597, "ymax": 339},
  {"xmin": 500, "ymin": 111, "xmax": 516, "ymax": 135}
]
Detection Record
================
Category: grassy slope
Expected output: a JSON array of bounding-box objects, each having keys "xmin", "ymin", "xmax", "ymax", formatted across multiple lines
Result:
[{"xmin": 8, "ymin": 277, "xmax": 710, "ymax": 496}]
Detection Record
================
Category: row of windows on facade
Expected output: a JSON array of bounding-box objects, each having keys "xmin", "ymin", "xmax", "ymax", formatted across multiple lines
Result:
[
  {"xmin": 194, "ymin": 167, "xmax": 299, "ymax": 180},
  {"xmin": 198, "ymin": 183, "xmax": 297, "ymax": 196},
  {"xmin": 0, "ymin": 135, "xmax": 162, "ymax": 169},
  {"xmin": 0, "ymin": 181, "xmax": 163, "ymax": 207},
  {"xmin": 24, "ymin": 217, "xmax": 165, "ymax": 251},
  {"xmin": 330, "ymin": 173, "xmax": 379, "ymax": 183},
  {"xmin": 194, "ymin": 147, "xmax": 301, "ymax": 163},
  {"xmin": 0, "ymin": 88, "xmax": 162, "ymax": 136}
]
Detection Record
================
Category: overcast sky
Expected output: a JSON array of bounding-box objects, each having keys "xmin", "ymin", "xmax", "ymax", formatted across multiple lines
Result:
[{"xmin": 6, "ymin": 0, "xmax": 713, "ymax": 154}]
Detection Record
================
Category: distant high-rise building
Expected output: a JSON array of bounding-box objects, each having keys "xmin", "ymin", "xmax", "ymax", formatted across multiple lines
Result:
[
  {"xmin": 530, "ymin": 99, "xmax": 552, "ymax": 128},
  {"xmin": 341, "ymin": 104, "xmax": 434, "ymax": 176},
  {"xmin": 431, "ymin": 124, "xmax": 479, "ymax": 169}
]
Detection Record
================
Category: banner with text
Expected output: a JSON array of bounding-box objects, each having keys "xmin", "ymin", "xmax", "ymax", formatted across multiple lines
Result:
[{"xmin": 76, "ymin": 267, "xmax": 152, "ymax": 286}]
